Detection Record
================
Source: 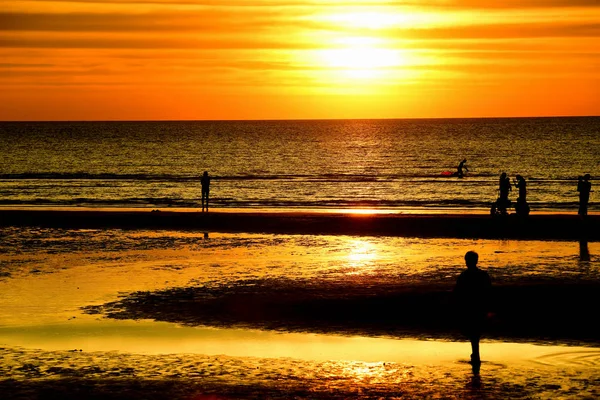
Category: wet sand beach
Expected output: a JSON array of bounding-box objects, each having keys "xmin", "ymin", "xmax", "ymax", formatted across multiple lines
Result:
[
  {"xmin": 1, "ymin": 210, "xmax": 599, "ymax": 398},
  {"xmin": 1, "ymin": 208, "xmax": 599, "ymax": 240}
]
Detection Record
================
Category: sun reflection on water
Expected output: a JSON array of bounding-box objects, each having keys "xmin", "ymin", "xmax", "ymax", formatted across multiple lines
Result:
[
  {"xmin": 344, "ymin": 361, "xmax": 385, "ymax": 378},
  {"xmin": 346, "ymin": 239, "xmax": 379, "ymax": 271},
  {"xmin": 335, "ymin": 360, "xmax": 415, "ymax": 386}
]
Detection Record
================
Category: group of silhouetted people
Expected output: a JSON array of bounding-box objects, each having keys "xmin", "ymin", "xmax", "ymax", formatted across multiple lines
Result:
[
  {"xmin": 493, "ymin": 172, "xmax": 531, "ymax": 216},
  {"xmin": 458, "ymin": 159, "xmax": 593, "ymax": 217},
  {"xmin": 201, "ymin": 163, "xmax": 593, "ymax": 215},
  {"xmin": 195, "ymin": 163, "xmax": 589, "ymax": 374},
  {"xmin": 493, "ymin": 171, "xmax": 592, "ymax": 216}
]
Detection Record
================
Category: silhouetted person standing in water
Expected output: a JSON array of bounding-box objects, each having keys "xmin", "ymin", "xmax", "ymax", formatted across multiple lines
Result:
[
  {"xmin": 457, "ymin": 159, "xmax": 468, "ymax": 178},
  {"xmin": 514, "ymin": 175, "xmax": 526, "ymax": 202},
  {"xmin": 454, "ymin": 251, "xmax": 492, "ymax": 371},
  {"xmin": 498, "ymin": 172, "xmax": 511, "ymax": 214},
  {"xmin": 513, "ymin": 174, "xmax": 530, "ymax": 216},
  {"xmin": 577, "ymin": 174, "xmax": 592, "ymax": 216},
  {"xmin": 201, "ymin": 171, "xmax": 211, "ymax": 212}
]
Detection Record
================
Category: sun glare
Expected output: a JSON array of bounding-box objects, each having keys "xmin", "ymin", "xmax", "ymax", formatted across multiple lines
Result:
[
  {"xmin": 317, "ymin": 37, "xmax": 405, "ymax": 80},
  {"xmin": 347, "ymin": 239, "xmax": 378, "ymax": 268},
  {"xmin": 308, "ymin": 9, "xmax": 418, "ymax": 83},
  {"xmin": 331, "ymin": 12, "xmax": 399, "ymax": 29},
  {"xmin": 323, "ymin": 10, "xmax": 432, "ymax": 29}
]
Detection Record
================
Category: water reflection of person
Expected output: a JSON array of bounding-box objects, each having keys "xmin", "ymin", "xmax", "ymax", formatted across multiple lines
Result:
[
  {"xmin": 467, "ymin": 371, "xmax": 482, "ymax": 390},
  {"xmin": 201, "ymin": 171, "xmax": 211, "ymax": 212},
  {"xmin": 454, "ymin": 251, "xmax": 492, "ymax": 372},
  {"xmin": 579, "ymin": 240, "xmax": 590, "ymax": 262}
]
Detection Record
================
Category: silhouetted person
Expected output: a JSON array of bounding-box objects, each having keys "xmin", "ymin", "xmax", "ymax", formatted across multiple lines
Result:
[
  {"xmin": 577, "ymin": 174, "xmax": 592, "ymax": 216},
  {"xmin": 513, "ymin": 174, "xmax": 530, "ymax": 216},
  {"xmin": 514, "ymin": 175, "xmax": 526, "ymax": 202},
  {"xmin": 457, "ymin": 159, "xmax": 468, "ymax": 178},
  {"xmin": 498, "ymin": 172, "xmax": 511, "ymax": 215},
  {"xmin": 454, "ymin": 251, "xmax": 492, "ymax": 370},
  {"xmin": 201, "ymin": 171, "xmax": 211, "ymax": 212}
]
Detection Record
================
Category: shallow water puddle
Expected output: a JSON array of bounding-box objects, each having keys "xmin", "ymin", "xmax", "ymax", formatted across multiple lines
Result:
[{"xmin": 1, "ymin": 319, "xmax": 597, "ymax": 368}]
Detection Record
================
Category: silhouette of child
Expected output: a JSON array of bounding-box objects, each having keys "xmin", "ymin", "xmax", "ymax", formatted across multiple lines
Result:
[{"xmin": 454, "ymin": 251, "xmax": 492, "ymax": 369}]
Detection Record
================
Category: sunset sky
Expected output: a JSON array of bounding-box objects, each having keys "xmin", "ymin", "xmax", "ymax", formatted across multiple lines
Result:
[{"xmin": 2, "ymin": 0, "xmax": 599, "ymax": 120}]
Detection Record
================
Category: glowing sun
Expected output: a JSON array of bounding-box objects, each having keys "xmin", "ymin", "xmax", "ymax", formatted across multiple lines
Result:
[{"xmin": 319, "ymin": 37, "xmax": 404, "ymax": 79}]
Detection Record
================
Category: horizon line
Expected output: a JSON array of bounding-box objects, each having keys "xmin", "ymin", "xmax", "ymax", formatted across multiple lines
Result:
[{"xmin": 2, "ymin": 115, "xmax": 599, "ymax": 123}]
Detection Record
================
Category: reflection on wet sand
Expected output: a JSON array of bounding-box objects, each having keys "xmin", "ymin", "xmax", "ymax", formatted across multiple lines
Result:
[
  {"xmin": 3, "ymin": 319, "xmax": 594, "ymax": 365},
  {"xmin": 580, "ymin": 240, "xmax": 591, "ymax": 262},
  {"xmin": 1, "ymin": 332, "xmax": 599, "ymax": 399}
]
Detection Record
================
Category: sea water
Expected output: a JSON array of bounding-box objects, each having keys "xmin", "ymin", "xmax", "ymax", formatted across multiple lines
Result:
[{"xmin": 0, "ymin": 117, "xmax": 598, "ymax": 211}]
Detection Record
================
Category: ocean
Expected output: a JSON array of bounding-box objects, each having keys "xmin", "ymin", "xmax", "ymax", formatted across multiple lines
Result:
[{"xmin": 1, "ymin": 117, "xmax": 598, "ymax": 212}]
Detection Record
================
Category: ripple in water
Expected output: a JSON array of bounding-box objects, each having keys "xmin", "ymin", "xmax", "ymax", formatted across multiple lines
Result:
[{"xmin": 533, "ymin": 350, "xmax": 600, "ymax": 367}]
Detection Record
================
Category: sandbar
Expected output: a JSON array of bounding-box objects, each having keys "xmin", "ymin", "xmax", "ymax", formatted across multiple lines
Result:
[{"xmin": 0, "ymin": 208, "xmax": 598, "ymax": 240}]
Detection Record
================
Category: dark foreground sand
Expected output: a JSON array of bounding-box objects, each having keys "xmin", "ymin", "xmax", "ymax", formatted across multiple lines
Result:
[
  {"xmin": 1, "ymin": 208, "xmax": 598, "ymax": 240},
  {"xmin": 5, "ymin": 345, "xmax": 599, "ymax": 400},
  {"xmin": 84, "ymin": 279, "xmax": 600, "ymax": 346}
]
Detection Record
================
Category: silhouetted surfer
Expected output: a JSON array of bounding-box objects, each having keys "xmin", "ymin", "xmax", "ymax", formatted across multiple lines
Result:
[
  {"xmin": 577, "ymin": 174, "xmax": 592, "ymax": 216},
  {"xmin": 201, "ymin": 171, "xmax": 211, "ymax": 212},
  {"xmin": 457, "ymin": 159, "xmax": 468, "ymax": 178},
  {"xmin": 454, "ymin": 251, "xmax": 492, "ymax": 372}
]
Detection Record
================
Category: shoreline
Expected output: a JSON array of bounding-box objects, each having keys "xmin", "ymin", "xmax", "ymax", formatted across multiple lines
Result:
[{"xmin": 0, "ymin": 207, "xmax": 598, "ymax": 240}]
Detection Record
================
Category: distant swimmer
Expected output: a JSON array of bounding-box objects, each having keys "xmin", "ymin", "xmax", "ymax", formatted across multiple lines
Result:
[
  {"xmin": 457, "ymin": 159, "xmax": 469, "ymax": 178},
  {"xmin": 201, "ymin": 171, "xmax": 211, "ymax": 212},
  {"xmin": 577, "ymin": 174, "xmax": 592, "ymax": 216},
  {"xmin": 454, "ymin": 251, "xmax": 492, "ymax": 372}
]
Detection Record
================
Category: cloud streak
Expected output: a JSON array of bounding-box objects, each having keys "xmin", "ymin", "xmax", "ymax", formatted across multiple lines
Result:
[
  {"xmin": 2, "ymin": 21, "xmax": 599, "ymax": 52},
  {"xmin": 25, "ymin": 0, "xmax": 600, "ymax": 8}
]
